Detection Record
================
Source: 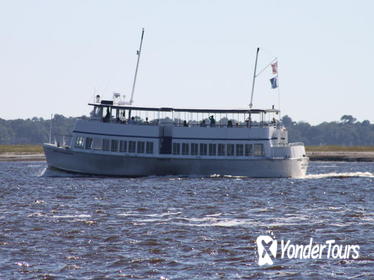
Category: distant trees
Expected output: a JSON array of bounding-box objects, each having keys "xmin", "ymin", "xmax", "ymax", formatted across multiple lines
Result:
[
  {"xmin": 282, "ymin": 115, "xmax": 374, "ymax": 146},
  {"xmin": 0, "ymin": 115, "xmax": 79, "ymax": 145},
  {"xmin": 340, "ymin": 115, "xmax": 356, "ymax": 124}
]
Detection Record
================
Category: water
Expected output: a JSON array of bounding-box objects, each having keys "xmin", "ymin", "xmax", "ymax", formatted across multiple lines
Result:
[{"xmin": 0, "ymin": 161, "xmax": 373, "ymax": 279}]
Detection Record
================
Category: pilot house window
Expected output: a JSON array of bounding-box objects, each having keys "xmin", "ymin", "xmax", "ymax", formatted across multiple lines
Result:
[
  {"xmin": 74, "ymin": 136, "xmax": 85, "ymax": 149},
  {"xmin": 85, "ymin": 137, "xmax": 93, "ymax": 150}
]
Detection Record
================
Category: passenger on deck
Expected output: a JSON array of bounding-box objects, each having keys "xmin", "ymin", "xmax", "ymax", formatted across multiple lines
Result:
[
  {"xmin": 103, "ymin": 109, "xmax": 111, "ymax": 122},
  {"xmin": 227, "ymin": 120, "xmax": 233, "ymax": 127},
  {"xmin": 200, "ymin": 120, "xmax": 206, "ymax": 127},
  {"xmin": 209, "ymin": 115, "xmax": 216, "ymax": 127},
  {"xmin": 129, "ymin": 116, "xmax": 135, "ymax": 124},
  {"xmin": 183, "ymin": 120, "xmax": 188, "ymax": 127}
]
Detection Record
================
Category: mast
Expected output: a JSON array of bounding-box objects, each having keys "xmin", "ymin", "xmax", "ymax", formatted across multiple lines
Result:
[
  {"xmin": 129, "ymin": 28, "xmax": 145, "ymax": 105},
  {"xmin": 249, "ymin": 47, "xmax": 260, "ymax": 109},
  {"xmin": 49, "ymin": 114, "xmax": 53, "ymax": 144}
]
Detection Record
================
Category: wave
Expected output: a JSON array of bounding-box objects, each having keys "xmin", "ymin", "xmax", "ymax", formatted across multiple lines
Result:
[
  {"xmin": 40, "ymin": 167, "xmax": 88, "ymax": 177},
  {"xmin": 301, "ymin": 172, "xmax": 374, "ymax": 179}
]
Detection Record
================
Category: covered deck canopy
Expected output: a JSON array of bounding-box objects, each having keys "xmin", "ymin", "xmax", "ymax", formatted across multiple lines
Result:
[{"xmin": 88, "ymin": 102, "xmax": 280, "ymax": 114}]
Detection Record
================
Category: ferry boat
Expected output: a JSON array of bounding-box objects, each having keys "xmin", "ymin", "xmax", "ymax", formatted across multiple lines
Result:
[{"xmin": 43, "ymin": 31, "xmax": 308, "ymax": 178}]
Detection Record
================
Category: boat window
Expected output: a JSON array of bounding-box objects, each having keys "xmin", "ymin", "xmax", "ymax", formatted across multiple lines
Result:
[
  {"xmin": 209, "ymin": 144, "xmax": 216, "ymax": 156},
  {"xmin": 85, "ymin": 137, "xmax": 93, "ymax": 150},
  {"xmin": 119, "ymin": 140, "xmax": 127, "ymax": 152},
  {"xmin": 110, "ymin": 140, "xmax": 118, "ymax": 152},
  {"xmin": 92, "ymin": 138, "xmax": 102, "ymax": 150},
  {"xmin": 254, "ymin": 144, "xmax": 264, "ymax": 156},
  {"xmin": 172, "ymin": 143, "xmax": 180, "ymax": 155},
  {"xmin": 191, "ymin": 143, "xmax": 198, "ymax": 155},
  {"xmin": 146, "ymin": 142, "xmax": 154, "ymax": 154},
  {"xmin": 137, "ymin": 141, "xmax": 145, "ymax": 153},
  {"xmin": 182, "ymin": 143, "xmax": 189, "ymax": 155},
  {"xmin": 236, "ymin": 144, "xmax": 244, "ymax": 156},
  {"xmin": 245, "ymin": 144, "xmax": 253, "ymax": 156},
  {"xmin": 199, "ymin": 143, "xmax": 207, "ymax": 155},
  {"xmin": 74, "ymin": 136, "xmax": 85, "ymax": 149},
  {"xmin": 218, "ymin": 144, "xmax": 226, "ymax": 156},
  {"xmin": 102, "ymin": 139, "xmax": 110, "ymax": 151},
  {"xmin": 129, "ymin": 141, "xmax": 136, "ymax": 153},
  {"xmin": 227, "ymin": 144, "xmax": 234, "ymax": 156}
]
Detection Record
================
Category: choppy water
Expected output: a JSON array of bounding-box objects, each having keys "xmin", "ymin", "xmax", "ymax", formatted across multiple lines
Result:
[{"xmin": 0, "ymin": 161, "xmax": 373, "ymax": 279}]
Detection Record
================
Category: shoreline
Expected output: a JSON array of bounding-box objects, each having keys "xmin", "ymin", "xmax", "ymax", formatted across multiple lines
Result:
[
  {"xmin": 306, "ymin": 151, "xmax": 374, "ymax": 162},
  {"xmin": 0, "ymin": 153, "xmax": 46, "ymax": 162},
  {"xmin": 1, "ymin": 151, "xmax": 374, "ymax": 162}
]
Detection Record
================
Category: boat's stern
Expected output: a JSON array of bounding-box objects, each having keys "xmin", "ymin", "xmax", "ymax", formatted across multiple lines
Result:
[{"xmin": 269, "ymin": 142, "xmax": 309, "ymax": 177}]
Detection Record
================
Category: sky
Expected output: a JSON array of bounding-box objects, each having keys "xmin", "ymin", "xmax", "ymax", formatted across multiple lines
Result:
[{"xmin": 0, "ymin": 0, "xmax": 373, "ymax": 124}]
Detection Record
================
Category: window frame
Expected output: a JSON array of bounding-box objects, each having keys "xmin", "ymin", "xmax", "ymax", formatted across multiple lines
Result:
[
  {"xmin": 129, "ymin": 141, "xmax": 136, "ymax": 153},
  {"xmin": 137, "ymin": 141, "xmax": 145, "ymax": 153},
  {"xmin": 182, "ymin": 143, "xmax": 189, "ymax": 155},
  {"xmin": 146, "ymin": 141, "xmax": 154, "ymax": 154},
  {"xmin": 209, "ymin": 143, "xmax": 217, "ymax": 156},
  {"xmin": 199, "ymin": 143, "xmax": 207, "ymax": 156}
]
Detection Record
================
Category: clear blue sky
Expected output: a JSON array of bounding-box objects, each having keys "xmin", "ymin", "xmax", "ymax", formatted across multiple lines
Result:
[{"xmin": 1, "ymin": 0, "xmax": 373, "ymax": 124}]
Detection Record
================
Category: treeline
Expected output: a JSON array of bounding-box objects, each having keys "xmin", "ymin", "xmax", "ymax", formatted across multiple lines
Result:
[
  {"xmin": 283, "ymin": 115, "xmax": 374, "ymax": 146},
  {"xmin": 0, "ymin": 114, "xmax": 80, "ymax": 145},
  {"xmin": 0, "ymin": 114, "xmax": 373, "ymax": 146}
]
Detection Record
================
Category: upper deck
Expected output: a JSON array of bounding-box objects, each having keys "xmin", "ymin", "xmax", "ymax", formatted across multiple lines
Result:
[{"xmin": 88, "ymin": 100, "xmax": 281, "ymax": 128}]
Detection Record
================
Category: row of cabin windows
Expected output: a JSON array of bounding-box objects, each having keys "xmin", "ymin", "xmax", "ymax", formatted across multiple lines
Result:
[
  {"xmin": 172, "ymin": 143, "xmax": 264, "ymax": 156},
  {"xmin": 74, "ymin": 136, "xmax": 154, "ymax": 154},
  {"xmin": 75, "ymin": 136, "xmax": 264, "ymax": 156}
]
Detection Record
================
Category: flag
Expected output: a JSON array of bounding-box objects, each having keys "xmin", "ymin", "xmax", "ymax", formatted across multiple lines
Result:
[
  {"xmin": 270, "ymin": 77, "xmax": 278, "ymax": 89},
  {"xmin": 271, "ymin": 62, "xmax": 278, "ymax": 74}
]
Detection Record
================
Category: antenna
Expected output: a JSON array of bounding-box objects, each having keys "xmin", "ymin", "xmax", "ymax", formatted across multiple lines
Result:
[
  {"xmin": 249, "ymin": 47, "xmax": 260, "ymax": 109},
  {"xmin": 129, "ymin": 28, "xmax": 145, "ymax": 105}
]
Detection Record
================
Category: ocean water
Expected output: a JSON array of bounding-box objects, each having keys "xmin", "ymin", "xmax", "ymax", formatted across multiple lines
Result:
[{"xmin": 0, "ymin": 161, "xmax": 373, "ymax": 279}]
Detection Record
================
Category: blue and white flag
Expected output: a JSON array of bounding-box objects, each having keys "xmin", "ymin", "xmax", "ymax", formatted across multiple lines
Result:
[{"xmin": 270, "ymin": 77, "xmax": 278, "ymax": 89}]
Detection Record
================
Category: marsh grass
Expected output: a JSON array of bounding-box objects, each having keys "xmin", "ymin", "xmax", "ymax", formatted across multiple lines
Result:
[
  {"xmin": 306, "ymin": 146, "xmax": 374, "ymax": 152},
  {"xmin": 0, "ymin": 145, "xmax": 43, "ymax": 154}
]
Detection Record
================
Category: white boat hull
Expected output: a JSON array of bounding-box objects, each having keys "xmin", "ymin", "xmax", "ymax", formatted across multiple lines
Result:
[{"xmin": 43, "ymin": 144, "xmax": 308, "ymax": 178}]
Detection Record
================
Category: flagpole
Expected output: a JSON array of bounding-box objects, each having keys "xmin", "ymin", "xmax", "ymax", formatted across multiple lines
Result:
[
  {"xmin": 129, "ymin": 28, "xmax": 144, "ymax": 105},
  {"xmin": 249, "ymin": 47, "xmax": 260, "ymax": 109}
]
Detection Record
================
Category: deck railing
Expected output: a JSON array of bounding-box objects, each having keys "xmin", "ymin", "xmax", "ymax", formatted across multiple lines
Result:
[{"xmin": 88, "ymin": 117, "xmax": 281, "ymax": 128}]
